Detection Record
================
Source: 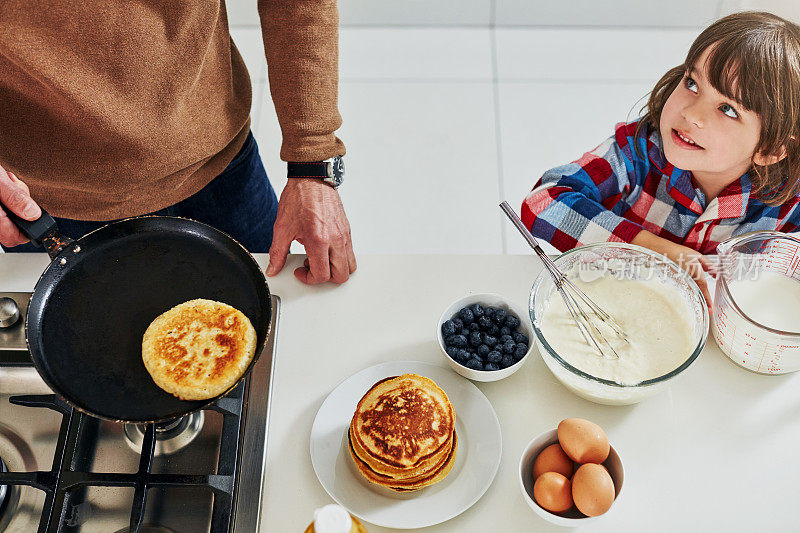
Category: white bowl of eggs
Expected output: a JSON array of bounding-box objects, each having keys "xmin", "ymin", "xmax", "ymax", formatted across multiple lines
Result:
[{"xmin": 518, "ymin": 418, "xmax": 624, "ymax": 526}]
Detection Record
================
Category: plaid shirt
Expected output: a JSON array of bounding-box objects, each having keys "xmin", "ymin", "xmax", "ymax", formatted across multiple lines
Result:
[{"xmin": 521, "ymin": 121, "xmax": 800, "ymax": 255}]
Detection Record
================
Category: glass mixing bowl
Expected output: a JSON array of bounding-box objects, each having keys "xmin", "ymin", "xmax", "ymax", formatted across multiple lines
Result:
[{"xmin": 529, "ymin": 242, "xmax": 709, "ymax": 405}]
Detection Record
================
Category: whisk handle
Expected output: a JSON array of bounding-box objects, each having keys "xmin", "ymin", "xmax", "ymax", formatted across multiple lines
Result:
[{"xmin": 499, "ymin": 201, "xmax": 547, "ymax": 255}]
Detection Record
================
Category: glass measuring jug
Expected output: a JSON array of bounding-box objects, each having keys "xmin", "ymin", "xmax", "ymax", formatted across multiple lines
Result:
[{"xmin": 713, "ymin": 231, "xmax": 800, "ymax": 374}]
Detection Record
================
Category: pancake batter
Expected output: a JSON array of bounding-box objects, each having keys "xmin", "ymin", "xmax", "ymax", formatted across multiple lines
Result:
[{"xmin": 540, "ymin": 275, "xmax": 696, "ymax": 385}]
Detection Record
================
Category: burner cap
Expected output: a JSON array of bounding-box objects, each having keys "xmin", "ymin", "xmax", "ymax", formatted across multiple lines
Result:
[
  {"xmin": 0, "ymin": 298, "xmax": 20, "ymax": 328},
  {"xmin": 123, "ymin": 411, "xmax": 204, "ymax": 456},
  {"xmin": 0, "ymin": 458, "xmax": 8, "ymax": 512},
  {"xmin": 0, "ymin": 456, "xmax": 17, "ymax": 528}
]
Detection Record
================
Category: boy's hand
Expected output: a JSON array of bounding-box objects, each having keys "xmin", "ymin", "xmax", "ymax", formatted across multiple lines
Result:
[{"xmin": 632, "ymin": 230, "xmax": 713, "ymax": 310}]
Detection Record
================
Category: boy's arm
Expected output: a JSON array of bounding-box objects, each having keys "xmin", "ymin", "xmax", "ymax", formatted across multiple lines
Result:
[
  {"xmin": 521, "ymin": 124, "xmax": 644, "ymax": 252},
  {"xmin": 631, "ymin": 230, "xmax": 713, "ymax": 308}
]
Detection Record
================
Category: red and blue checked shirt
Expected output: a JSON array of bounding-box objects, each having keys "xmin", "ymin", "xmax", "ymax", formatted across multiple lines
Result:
[{"xmin": 521, "ymin": 121, "xmax": 800, "ymax": 255}]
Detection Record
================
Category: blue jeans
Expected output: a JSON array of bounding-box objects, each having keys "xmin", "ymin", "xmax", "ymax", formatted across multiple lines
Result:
[{"xmin": 2, "ymin": 131, "xmax": 278, "ymax": 254}]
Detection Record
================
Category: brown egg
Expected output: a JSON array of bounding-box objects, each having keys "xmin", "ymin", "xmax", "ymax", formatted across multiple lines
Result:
[
  {"xmin": 557, "ymin": 418, "xmax": 610, "ymax": 464},
  {"xmin": 571, "ymin": 463, "xmax": 615, "ymax": 517},
  {"xmin": 533, "ymin": 443, "xmax": 574, "ymax": 480},
  {"xmin": 533, "ymin": 472, "xmax": 573, "ymax": 514}
]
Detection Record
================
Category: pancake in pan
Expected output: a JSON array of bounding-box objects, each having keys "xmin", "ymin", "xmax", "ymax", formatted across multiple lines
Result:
[{"xmin": 142, "ymin": 298, "xmax": 257, "ymax": 401}]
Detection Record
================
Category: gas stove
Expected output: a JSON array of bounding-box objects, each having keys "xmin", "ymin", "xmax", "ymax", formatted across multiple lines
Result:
[{"xmin": 0, "ymin": 292, "xmax": 279, "ymax": 532}]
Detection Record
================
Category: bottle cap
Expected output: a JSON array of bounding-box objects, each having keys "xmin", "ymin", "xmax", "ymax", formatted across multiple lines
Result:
[{"xmin": 313, "ymin": 504, "xmax": 353, "ymax": 533}]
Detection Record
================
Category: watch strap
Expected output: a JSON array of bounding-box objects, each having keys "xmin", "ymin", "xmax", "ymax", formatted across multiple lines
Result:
[{"xmin": 287, "ymin": 161, "xmax": 329, "ymax": 179}]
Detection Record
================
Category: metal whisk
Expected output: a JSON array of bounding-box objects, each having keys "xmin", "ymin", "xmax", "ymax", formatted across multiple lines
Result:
[{"xmin": 499, "ymin": 201, "xmax": 628, "ymax": 359}]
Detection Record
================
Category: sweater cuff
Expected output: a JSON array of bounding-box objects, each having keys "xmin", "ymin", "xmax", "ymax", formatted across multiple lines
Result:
[{"xmin": 280, "ymin": 133, "xmax": 346, "ymax": 162}]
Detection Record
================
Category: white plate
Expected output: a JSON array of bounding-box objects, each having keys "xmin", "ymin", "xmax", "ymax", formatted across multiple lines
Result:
[{"xmin": 310, "ymin": 361, "xmax": 502, "ymax": 529}]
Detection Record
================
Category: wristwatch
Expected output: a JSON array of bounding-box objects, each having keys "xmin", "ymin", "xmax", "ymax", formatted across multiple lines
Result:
[{"xmin": 287, "ymin": 156, "xmax": 344, "ymax": 189}]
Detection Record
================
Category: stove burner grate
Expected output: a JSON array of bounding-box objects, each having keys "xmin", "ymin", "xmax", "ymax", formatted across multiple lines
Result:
[{"xmin": 0, "ymin": 386, "xmax": 248, "ymax": 533}]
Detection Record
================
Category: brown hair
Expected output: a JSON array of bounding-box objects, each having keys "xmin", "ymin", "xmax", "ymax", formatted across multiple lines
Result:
[{"xmin": 637, "ymin": 11, "xmax": 800, "ymax": 205}]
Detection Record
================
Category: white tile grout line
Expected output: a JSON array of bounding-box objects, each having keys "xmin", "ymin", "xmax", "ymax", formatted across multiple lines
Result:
[{"xmin": 489, "ymin": 1, "xmax": 508, "ymax": 255}]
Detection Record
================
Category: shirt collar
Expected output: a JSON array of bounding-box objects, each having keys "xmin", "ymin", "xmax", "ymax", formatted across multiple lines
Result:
[
  {"xmin": 648, "ymin": 130, "xmax": 705, "ymax": 214},
  {"xmin": 647, "ymin": 127, "xmax": 750, "ymax": 219},
  {"xmin": 714, "ymin": 174, "xmax": 751, "ymax": 220}
]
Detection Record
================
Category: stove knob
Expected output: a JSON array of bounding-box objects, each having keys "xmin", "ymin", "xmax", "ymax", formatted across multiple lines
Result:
[{"xmin": 0, "ymin": 297, "xmax": 21, "ymax": 328}]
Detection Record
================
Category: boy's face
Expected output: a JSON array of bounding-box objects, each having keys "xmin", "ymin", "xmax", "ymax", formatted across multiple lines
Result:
[{"xmin": 660, "ymin": 48, "xmax": 762, "ymax": 190}]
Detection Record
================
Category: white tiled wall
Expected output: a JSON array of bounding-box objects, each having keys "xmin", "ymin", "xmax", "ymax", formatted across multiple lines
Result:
[
  {"xmin": 223, "ymin": 0, "xmax": 800, "ymax": 255},
  {"xmin": 227, "ymin": 0, "xmax": 800, "ymax": 29},
  {"xmin": 494, "ymin": 0, "xmax": 720, "ymax": 27}
]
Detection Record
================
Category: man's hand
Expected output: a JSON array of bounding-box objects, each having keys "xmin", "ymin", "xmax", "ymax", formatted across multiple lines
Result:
[
  {"xmin": 0, "ymin": 164, "xmax": 41, "ymax": 247},
  {"xmin": 266, "ymin": 178, "xmax": 356, "ymax": 284},
  {"xmin": 632, "ymin": 230, "xmax": 713, "ymax": 309}
]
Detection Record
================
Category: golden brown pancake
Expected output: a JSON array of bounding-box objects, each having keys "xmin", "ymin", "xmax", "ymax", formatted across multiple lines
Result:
[
  {"xmin": 142, "ymin": 299, "xmax": 257, "ymax": 401},
  {"xmin": 348, "ymin": 431, "xmax": 458, "ymax": 491},
  {"xmin": 351, "ymin": 374, "xmax": 455, "ymax": 471},
  {"xmin": 349, "ymin": 416, "xmax": 452, "ymax": 480}
]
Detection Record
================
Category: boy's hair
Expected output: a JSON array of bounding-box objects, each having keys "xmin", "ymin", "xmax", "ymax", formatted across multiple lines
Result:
[{"xmin": 638, "ymin": 11, "xmax": 800, "ymax": 205}]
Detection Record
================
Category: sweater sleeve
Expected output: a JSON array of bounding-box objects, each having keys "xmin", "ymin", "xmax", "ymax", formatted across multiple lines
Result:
[
  {"xmin": 258, "ymin": 0, "xmax": 346, "ymax": 162},
  {"xmin": 520, "ymin": 123, "xmax": 645, "ymax": 252}
]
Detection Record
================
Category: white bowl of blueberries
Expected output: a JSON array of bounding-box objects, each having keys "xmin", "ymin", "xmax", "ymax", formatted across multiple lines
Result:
[{"xmin": 438, "ymin": 293, "xmax": 534, "ymax": 382}]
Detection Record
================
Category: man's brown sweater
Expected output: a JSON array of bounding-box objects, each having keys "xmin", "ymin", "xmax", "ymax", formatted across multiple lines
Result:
[{"xmin": 0, "ymin": 0, "xmax": 345, "ymax": 220}]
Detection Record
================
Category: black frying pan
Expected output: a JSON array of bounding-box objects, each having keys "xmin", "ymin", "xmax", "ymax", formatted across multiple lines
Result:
[{"xmin": 4, "ymin": 206, "xmax": 271, "ymax": 423}]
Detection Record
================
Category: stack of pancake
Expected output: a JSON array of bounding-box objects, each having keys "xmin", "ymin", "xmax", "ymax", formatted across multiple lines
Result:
[{"xmin": 348, "ymin": 373, "xmax": 457, "ymax": 492}]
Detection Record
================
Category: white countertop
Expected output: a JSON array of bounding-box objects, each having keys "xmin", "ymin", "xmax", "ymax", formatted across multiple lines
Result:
[{"xmin": 2, "ymin": 253, "xmax": 798, "ymax": 532}]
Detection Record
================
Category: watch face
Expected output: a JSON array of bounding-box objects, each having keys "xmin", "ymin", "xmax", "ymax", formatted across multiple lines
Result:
[{"xmin": 328, "ymin": 156, "xmax": 345, "ymax": 185}]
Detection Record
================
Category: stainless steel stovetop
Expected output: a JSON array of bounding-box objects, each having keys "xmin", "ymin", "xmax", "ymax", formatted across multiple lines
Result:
[{"xmin": 0, "ymin": 292, "xmax": 279, "ymax": 532}]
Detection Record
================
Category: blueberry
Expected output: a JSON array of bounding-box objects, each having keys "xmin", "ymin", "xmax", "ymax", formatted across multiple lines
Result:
[
  {"xmin": 459, "ymin": 307, "xmax": 475, "ymax": 324},
  {"xmin": 513, "ymin": 332, "xmax": 529, "ymax": 345},
  {"xmin": 446, "ymin": 346, "xmax": 458, "ymax": 359},
  {"xmin": 499, "ymin": 334, "xmax": 513, "ymax": 344},
  {"xmin": 451, "ymin": 334, "xmax": 468, "ymax": 348},
  {"xmin": 469, "ymin": 331, "xmax": 482, "ymax": 347},
  {"xmin": 477, "ymin": 344, "xmax": 490, "ymax": 357},
  {"xmin": 500, "ymin": 326, "xmax": 511, "ymax": 337},
  {"xmin": 500, "ymin": 354, "xmax": 515, "ymax": 368},
  {"xmin": 441, "ymin": 319, "xmax": 456, "ymax": 337},
  {"xmin": 477, "ymin": 316, "xmax": 492, "ymax": 329},
  {"xmin": 485, "ymin": 362, "xmax": 500, "ymax": 371},
  {"xmin": 514, "ymin": 343, "xmax": 528, "ymax": 358},
  {"xmin": 469, "ymin": 322, "xmax": 480, "ymax": 332},
  {"xmin": 487, "ymin": 350, "xmax": 502, "ymax": 363},
  {"xmin": 444, "ymin": 335, "xmax": 456, "ymax": 346},
  {"xmin": 505, "ymin": 314, "xmax": 521, "ymax": 330},
  {"xmin": 485, "ymin": 307, "xmax": 495, "ymax": 318},
  {"xmin": 452, "ymin": 318, "xmax": 464, "ymax": 330},
  {"xmin": 470, "ymin": 303, "xmax": 485, "ymax": 318},
  {"xmin": 460, "ymin": 328, "xmax": 470, "ymax": 337},
  {"xmin": 488, "ymin": 324, "xmax": 500, "ymax": 336},
  {"xmin": 456, "ymin": 349, "xmax": 471, "ymax": 363},
  {"xmin": 465, "ymin": 358, "xmax": 483, "ymax": 371},
  {"xmin": 502, "ymin": 340, "xmax": 516, "ymax": 354},
  {"xmin": 492, "ymin": 308, "xmax": 507, "ymax": 324},
  {"xmin": 482, "ymin": 334, "xmax": 497, "ymax": 347}
]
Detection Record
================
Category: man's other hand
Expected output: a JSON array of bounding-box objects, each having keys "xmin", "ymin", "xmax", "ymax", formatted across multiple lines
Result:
[{"xmin": 266, "ymin": 179, "xmax": 356, "ymax": 284}]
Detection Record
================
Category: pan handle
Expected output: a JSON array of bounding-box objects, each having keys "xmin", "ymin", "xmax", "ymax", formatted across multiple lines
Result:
[{"xmin": 5, "ymin": 207, "xmax": 73, "ymax": 259}]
